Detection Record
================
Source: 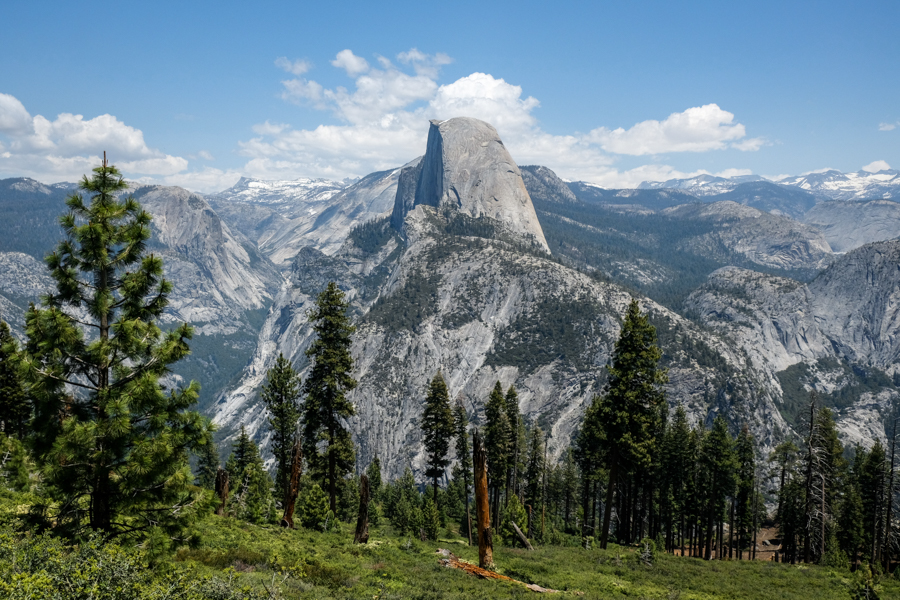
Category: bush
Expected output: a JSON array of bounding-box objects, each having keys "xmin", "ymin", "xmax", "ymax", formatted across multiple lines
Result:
[{"xmin": 297, "ymin": 482, "xmax": 329, "ymax": 530}]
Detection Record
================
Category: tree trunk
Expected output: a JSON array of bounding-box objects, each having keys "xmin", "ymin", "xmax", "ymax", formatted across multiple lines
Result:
[
  {"xmin": 281, "ymin": 438, "xmax": 303, "ymax": 528},
  {"xmin": 600, "ymin": 461, "xmax": 617, "ymax": 549},
  {"xmin": 473, "ymin": 429, "xmax": 493, "ymax": 570},
  {"xmin": 354, "ymin": 474, "xmax": 370, "ymax": 543},
  {"xmin": 328, "ymin": 424, "xmax": 337, "ymax": 513},
  {"xmin": 511, "ymin": 521, "xmax": 534, "ymax": 550}
]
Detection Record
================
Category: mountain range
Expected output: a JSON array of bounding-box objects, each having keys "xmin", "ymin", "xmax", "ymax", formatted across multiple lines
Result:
[{"xmin": 2, "ymin": 118, "xmax": 900, "ymax": 479}]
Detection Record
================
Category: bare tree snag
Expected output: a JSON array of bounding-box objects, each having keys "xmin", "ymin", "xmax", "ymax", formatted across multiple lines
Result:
[
  {"xmin": 214, "ymin": 467, "xmax": 229, "ymax": 516},
  {"xmin": 511, "ymin": 521, "xmax": 535, "ymax": 550},
  {"xmin": 354, "ymin": 474, "xmax": 370, "ymax": 543},
  {"xmin": 281, "ymin": 437, "xmax": 303, "ymax": 528},
  {"xmin": 473, "ymin": 428, "xmax": 494, "ymax": 570}
]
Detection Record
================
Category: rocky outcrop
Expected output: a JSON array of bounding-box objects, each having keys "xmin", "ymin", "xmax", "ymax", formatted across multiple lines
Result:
[
  {"xmin": 392, "ymin": 118, "xmax": 549, "ymax": 252},
  {"xmin": 519, "ymin": 165, "xmax": 578, "ymax": 205},
  {"xmin": 803, "ymin": 200, "xmax": 900, "ymax": 252}
]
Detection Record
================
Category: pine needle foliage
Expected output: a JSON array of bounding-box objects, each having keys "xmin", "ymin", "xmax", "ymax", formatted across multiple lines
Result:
[
  {"xmin": 0, "ymin": 321, "xmax": 29, "ymax": 439},
  {"xmin": 260, "ymin": 352, "xmax": 302, "ymax": 507},
  {"xmin": 302, "ymin": 281, "xmax": 357, "ymax": 513},
  {"xmin": 20, "ymin": 160, "xmax": 209, "ymax": 543},
  {"xmin": 420, "ymin": 372, "xmax": 454, "ymax": 502}
]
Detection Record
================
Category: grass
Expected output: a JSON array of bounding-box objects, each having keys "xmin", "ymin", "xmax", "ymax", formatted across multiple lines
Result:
[{"xmin": 168, "ymin": 514, "xmax": 898, "ymax": 599}]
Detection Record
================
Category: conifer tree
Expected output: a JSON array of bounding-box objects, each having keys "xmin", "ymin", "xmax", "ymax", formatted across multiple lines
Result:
[
  {"xmin": 420, "ymin": 372, "xmax": 454, "ymax": 501},
  {"xmin": 0, "ymin": 321, "xmax": 29, "ymax": 438},
  {"xmin": 195, "ymin": 436, "xmax": 220, "ymax": 490},
  {"xmin": 452, "ymin": 399, "xmax": 473, "ymax": 541},
  {"xmin": 699, "ymin": 416, "xmax": 737, "ymax": 559},
  {"xmin": 575, "ymin": 394, "xmax": 604, "ymax": 540},
  {"xmin": 302, "ymin": 281, "xmax": 357, "ymax": 513},
  {"xmin": 484, "ymin": 381, "xmax": 511, "ymax": 527},
  {"xmin": 735, "ymin": 425, "xmax": 756, "ymax": 559},
  {"xmin": 525, "ymin": 424, "xmax": 545, "ymax": 529},
  {"xmin": 225, "ymin": 426, "xmax": 274, "ymax": 523},
  {"xmin": 505, "ymin": 385, "xmax": 521, "ymax": 499},
  {"xmin": 21, "ymin": 159, "xmax": 209, "ymax": 541},
  {"xmin": 597, "ymin": 299, "xmax": 668, "ymax": 549},
  {"xmin": 261, "ymin": 352, "xmax": 302, "ymax": 508},
  {"xmin": 560, "ymin": 448, "xmax": 579, "ymax": 533},
  {"xmin": 367, "ymin": 456, "xmax": 382, "ymax": 501}
]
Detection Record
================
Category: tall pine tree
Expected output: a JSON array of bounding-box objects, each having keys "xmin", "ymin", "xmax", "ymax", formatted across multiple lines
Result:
[
  {"xmin": 484, "ymin": 380, "xmax": 511, "ymax": 528},
  {"xmin": 261, "ymin": 352, "xmax": 302, "ymax": 509},
  {"xmin": 420, "ymin": 371, "xmax": 454, "ymax": 501},
  {"xmin": 0, "ymin": 321, "xmax": 29, "ymax": 438},
  {"xmin": 21, "ymin": 159, "xmax": 209, "ymax": 542},
  {"xmin": 597, "ymin": 299, "xmax": 667, "ymax": 549},
  {"xmin": 302, "ymin": 281, "xmax": 357, "ymax": 513}
]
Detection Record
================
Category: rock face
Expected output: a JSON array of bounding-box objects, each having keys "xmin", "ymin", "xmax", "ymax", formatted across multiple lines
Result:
[
  {"xmin": 391, "ymin": 118, "xmax": 549, "ymax": 252},
  {"xmin": 804, "ymin": 200, "xmax": 900, "ymax": 252}
]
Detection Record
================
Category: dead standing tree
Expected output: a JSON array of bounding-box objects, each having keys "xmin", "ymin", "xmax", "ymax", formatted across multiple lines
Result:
[
  {"xmin": 473, "ymin": 428, "xmax": 494, "ymax": 570},
  {"xmin": 280, "ymin": 438, "xmax": 303, "ymax": 528},
  {"xmin": 354, "ymin": 474, "xmax": 371, "ymax": 544}
]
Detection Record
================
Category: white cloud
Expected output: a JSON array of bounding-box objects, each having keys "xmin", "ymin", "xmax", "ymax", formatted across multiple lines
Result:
[
  {"xmin": 197, "ymin": 150, "xmax": 214, "ymax": 161},
  {"xmin": 331, "ymin": 49, "xmax": 369, "ymax": 76},
  {"xmin": 714, "ymin": 168, "xmax": 754, "ymax": 178},
  {"xmin": 862, "ymin": 160, "xmax": 891, "ymax": 172},
  {"xmin": 397, "ymin": 48, "xmax": 452, "ymax": 78},
  {"xmin": 0, "ymin": 92, "xmax": 195, "ymax": 185},
  {"xmin": 275, "ymin": 56, "xmax": 311, "ymax": 76},
  {"xmin": 588, "ymin": 104, "xmax": 752, "ymax": 155},
  {"xmin": 878, "ymin": 122, "xmax": 898, "ymax": 131}
]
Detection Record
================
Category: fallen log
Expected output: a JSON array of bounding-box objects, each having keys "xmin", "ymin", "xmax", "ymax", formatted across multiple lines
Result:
[{"xmin": 436, "ymin": 548, "xmax": 559, "ymax": 593}]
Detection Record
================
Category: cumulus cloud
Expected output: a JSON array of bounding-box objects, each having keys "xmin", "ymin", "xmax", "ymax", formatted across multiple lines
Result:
[
  {"xmin": 862, "ymin": 160, "xmax": 891, "ymax": 172},
  {"xmin": 588, "ymin": 104, "xmax": 755, "ymax": 155},
  {"xmin": 878, "ymin": 122, "xmax": 898, "ymax": 131},
  {"xmin": 247, "ymin": 51, "xmax": 762, "ymax": 186},
  {"xmin": 0, "ymin": 92, "xmax": 202, "ymax": 188},
  {"xmin": 331, "ymin": 49, "xmax": 369, "ymax": 76}
]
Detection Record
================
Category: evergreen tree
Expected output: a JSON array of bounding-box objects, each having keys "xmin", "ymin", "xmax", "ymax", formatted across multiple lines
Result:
[
  {"xmin": 803, "ymin": 404, "xmax": 845, "ymax": 562},
  {"xmin": 0, "ymin": 321, "xmax": 29, "ymax": 438},
  {"xmin": 226, "ymin": 426, "xmax": 274, "ymax": 523},
  {"xmin": 575, "ymin": 394, "xmax": 604, "ymax": 540},
  {"xmin": 452, "ymin": 399, "xmax": 472, "ymax": 541},
  {"xmin": 21, "ymin": 159, "xmax": 209, "ymax": 542},
  {"xmin": 420, "ymin": 372, "xmax": 454, "ymax": 501},
  {"xmin": 484, "ymin": 381, "xmax": 511, "ymax": 527},
  {"xmin": 261, "ymin": 352, "xmax": 302, "ymax": 508},
  {"xmin": 560, "ymin": 448, "xmax": 579, "ymax": 533},
  {"xmin": 505, "ymin": 385, "xmax": 521, "ymax": 499},
  {"xmin": 297, "ymin": 480, "xmax": 330, "ymax": 530},
  {"xmin": 525, "ymin": 424, "xmax": 545, "ymax": 527},
  {"xmin": 302, "ymin": 281, "xmax": 357, "ymax": 513},
  {"xmin": 734, "ymin": 425, "xmax": 756, "ymax": 558},
  {"xmin": 366, "ymin": 456, "xmax": 382, "ymax": 501},
  {"xmin": 859, "ymin": 440, "xmax": 888, "ymax": 563},
  {"xmin": 699, "ymin": 416, "xmax": 737, "ymax": 559},
  {"xmin": 597, "ymin": 299, "xmax": 668, "ymax": 549},
  {"xmin": 195, "ymin": 436, "xmax": 220, "ymax": 490}
]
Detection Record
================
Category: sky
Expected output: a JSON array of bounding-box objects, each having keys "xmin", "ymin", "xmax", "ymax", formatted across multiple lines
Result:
[{"xmin": 0, "ymin": 0, "xmax": 897, "ymax": 193}]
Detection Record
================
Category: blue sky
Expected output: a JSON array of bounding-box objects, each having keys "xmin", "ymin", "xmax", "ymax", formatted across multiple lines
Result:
[{"xmin": 1, "ymin": 0, "xmax": 897, "ymax": 191}]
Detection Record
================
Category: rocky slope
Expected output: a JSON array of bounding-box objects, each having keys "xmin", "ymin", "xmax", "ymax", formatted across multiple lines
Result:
[
  {"xmin": 778, "ymin": 169, "xmax": 900, "ymax": 202},
  {"xmin": 803, "ymin": 200, "xmax": 900, "ymax": 252},
  {"xmin": 210, "ymin": 165, "xmax": 409, "ymax": 265},
  {"xmin": 684, "ymin": 241, "xmax": 900, "ymax": 448}
]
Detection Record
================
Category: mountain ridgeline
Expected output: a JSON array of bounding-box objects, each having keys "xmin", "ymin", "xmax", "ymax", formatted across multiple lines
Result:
[{"xmin": 2, "ymin": 117, "xmax": 900, "ymax": 481}]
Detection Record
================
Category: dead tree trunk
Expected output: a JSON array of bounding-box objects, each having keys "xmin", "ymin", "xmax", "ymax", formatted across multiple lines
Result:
[
  {"xmin": 281, "ymin": 438, "xmax": 303, "ymax": 528},
  {"xmin": 354, "ymin": 474, "xmax": 370, "ymax": 543},
  {"xmin": 214, "ymin": 468, "xmax": 229, "ymax": 516},
  {"xmin": 473, "ymin": 428, "xmax": 494, "ymax": 570},
  {"xmin": 511, "ymin": 521, "xmax": 535, "ymax": 550}
]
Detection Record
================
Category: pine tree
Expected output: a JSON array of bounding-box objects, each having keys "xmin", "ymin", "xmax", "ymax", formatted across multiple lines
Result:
[
  {"xmin": 734, "ymin": 425, "xmax": 756, "ymax": 559},
  {"xmin": 699, "ymin": 416, "xmax": 737, "ymax": 559},
  {"xmin": 21, "ymin": 159, "xmax": 210, "ymax": 541},
  {"xmin": 261, "ymin": 352, "xmax": 302, "ymax": 508},
  {"xmin": 575, "ymin": 394, "xmax": 604, "ymax": 540},
  {"xmin": 302, "ymin": 281, "xmax": 357, "ymax": 513},
  {"xmin": 367, "ymin": 456, "xmax": 382, "ymax": 501},
  {"xmin": 226, "ymin": 426, "xmax": 274, "ymax": 523},
  {"xmin": 0, "ymin": 321, "xmax": 29, "ymax": 438},
  {"xmin": 420, "ymin": 372, "xmax": 454, "ymax": 502},
  {"xmin": 561, "ymin": 448, "xmax": 579, "ymax": 533},
  {"xmin": 597, "ymin": 299, "xmax": 668, "ymax": 549},
  {"xmin": 452, "ymin": 399, "xmax": 472, "ymax": 542},
  {"xmin": 505, "ymin": 385, "xmax": 521, "ymax": 499},
  {"xmin": 525, "ymin": 424, "xmax": 545, "ymax": 530},
  {"xmin": 484, "ymin": 381, "xmax": 511, "ymax": 528},
  {"xmin": 195, "ymin": 435, "xmax": 220, "ymax": 490}
]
